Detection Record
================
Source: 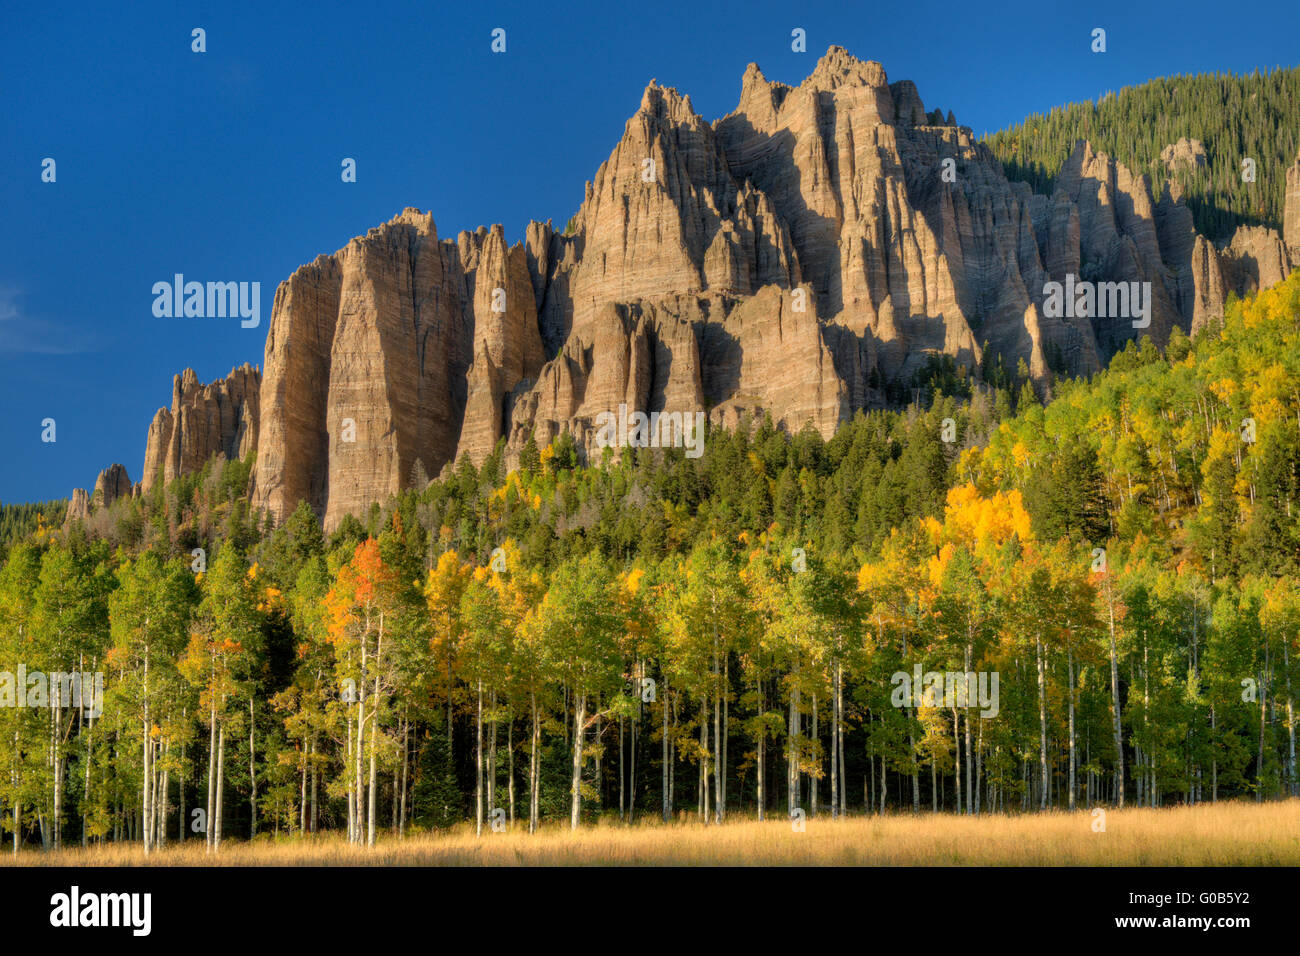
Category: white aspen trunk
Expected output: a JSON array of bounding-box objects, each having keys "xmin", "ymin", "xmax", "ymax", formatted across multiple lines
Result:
[
  {"xmin": 148, "ymin": 739, "xmax": 158, "ymax": 849},
  {"xmin": 475, "ymin": 679, "xmax": 484, "ymax": 837},
  {"xmin": 41, "ymin": 710, "xmax": 50, "ymax": 851},
  {"xmin": 953, "ymin": 707, "xmax": 961, "ymax": 813},
  {"xmin": 248, "ymin": 697, "xmax": 257, "ymax": 838},
  {"xmin": 903, "ymin": 630, "xmax": 917, "ymax": 813},
  {"xmin": 630, "ymin": 660, "xmax": 639, "ymax": 824},
  {"xmin": 867, "ymin": 714, "xmax": 874, "ymax": 813},
  {"xmin": 158, "ymin": 767, "xmax": 169, "ymax": 849},
  {"xmin": 529, "ymin": 692, "xmax": 540, "ymax": 834},
  {"xmin": 594, "ymin": 708, "xmax": 601, "ymax": 812},
  {"xmin": 721, "ymin": 658, "xmax": 729, "ymax": 817},
  {"xmin": 830, "ymin": 669, "xmax": 839, "ymax": 819},
  {"xmin": 713, "ymin": 652, "xmax": 722, "ymax": 824},
  {"xmin": 964, "ymin": 643, "xmax": 973, "ymax": 814},
  {"xmin": 756, "ymin": 679, "xmax": 765, "ymax": 821},
  {"xmin": 700, "ymin": 697, "xmax": 709, "ymax": 822},
  {"xmin": 299, "ymin": 743, "xmax": 308, "ymax": 835},
  {"xmin": 400, "ymin": 718, "xmax": 410, "ymax": 836},
  {"xmin": 838, "ymin": 684, "xmax": 846, "ymax": 817},
  {"xmin": 908, "ymin": 708, "xmax": 918, "ymax": 812},
  {"xmin": 142, "ymin": 651, "xmax": 151, "ymax": 854},
  {"xmin": 1144, "ymin": 644, "xmax": 1153, "ymax": 807},
  {"xmin": 53, "ymin": 687, "xmax": 62, "ymax": 851},
  {"xmin": 670, "ymin": 697, "xmax": 677, "ymax": 817},
  {"xmin": 811, "ymin": 692, "xmax": 819, "ymax": 817},
  {"xmin": 368, "ymin": 620, "xmax": 382, "ymax": 847},
  {"xmin": 179, "ymin": 757, "xmax": 185, "ymax": 845},
  {"xmin": 788, "ymin": 686, "xmax": 799, "ymax": 814},
  {"xmin": 837, "ymin": 663, "xmax": 846, "ymax": 818},
  {"xmin": 1211, "ymin": 704, "xmax": 1218, "ymax": 801},
  {"xmin": 345, "ymin": 719, "xmax": 354, "ymax": 841},
  {"xmin": 354, "ymin": 630, "xmax": 367, "ymax": 845},
  {"xmin": 205, "ymin": 697, "xmax": 216, "ymax": 852},
  {"xmin": 488, "ymin": 688, "xmax": 497, "ymax": 820},
  {"xmin": 1286, "ymin": 642, "xmax": 1296, "ymax": 796},
  {"xmin": 570, "ymin": 693, "xmax": 587, "ymax": 829},
  {"xmin": 661, "ymin": 681, "xmax": 670, "ymax": 822},
  {"xmin": 367, "ymin": 730, "xmax": 378, "ymax": 846},
  {"xmin": 1257, "ymin": 657, "xmax": 1267, "ymax": 801},
  {"xmin": 1106, "ymin": 577, "xmax": 1125, "ymax": 806},
  {"xmin": 1036, "ymin": 636, "xmax": 1048, "ymax": 809},
  {"xmin": 81, "ymin": 676, "xmax": 93, "ymax": 848},
  {"xmin": 505, "ymin": 719, "xmax": 514, "ymax": 825},
  {"xmin": 1068, "ymin": 647, "xmax": 1077, "ymax": 811},
  {"xmin": 310, "ymin": 734, "xmax": 319, "ymax": 834},
  {"xmin": 214, "ymin": 721, "xmax": 224, "ymax": 852},
  {"xmin": 158, "ymin": 738, "xmax": 169, "ymax": 849}
]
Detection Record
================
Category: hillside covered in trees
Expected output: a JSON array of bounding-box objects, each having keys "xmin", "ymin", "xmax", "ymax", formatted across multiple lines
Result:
[
  {"xmin": 0, "ymin": 501, "xmax": 65, "ymax": 562},
  {"xmin": 2, "ymin": 273, "xmax": 1299, "ymax": 851},
  {"xmin": 985, "ymin": 67, "xmax": 1300, "ymax": 241}
]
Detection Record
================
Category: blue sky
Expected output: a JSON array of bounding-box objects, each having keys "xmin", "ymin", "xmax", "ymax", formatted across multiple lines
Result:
[{"xmin": 3, "ymin": 0, "xmax": 1298, "ymax": 504}]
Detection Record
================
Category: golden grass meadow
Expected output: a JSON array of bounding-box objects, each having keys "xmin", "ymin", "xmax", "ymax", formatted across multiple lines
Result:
[{"xmin": 7, "ymin": 800, "xmax": 1298, "ymax": 866}]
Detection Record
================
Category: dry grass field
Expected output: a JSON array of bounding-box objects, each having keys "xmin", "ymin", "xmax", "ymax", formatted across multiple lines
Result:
[{"xmin": 6, "ymin": 799, "xmax": 1299, "ymax": 866}]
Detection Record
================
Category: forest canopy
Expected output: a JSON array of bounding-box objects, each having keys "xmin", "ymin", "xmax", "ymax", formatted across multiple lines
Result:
[
  {"xmin": 985, "ymin": 67, "xmax": 1300, "ymax": 241},
  {"xmin": 2, "ymin": 272, "xmax": 1299, "ymax": 850}
]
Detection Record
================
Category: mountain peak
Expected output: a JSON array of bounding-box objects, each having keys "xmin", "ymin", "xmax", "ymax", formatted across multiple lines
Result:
[
  {"xmin": 807, "ymin": 45, "xmax": 887, "ymax": 90},
  {"xmin": 639, "ymin": 79, "xmax": 696, "ymax": 123},
  {"xmin": 74, "ymin": 51, "xmax": 1296, "ymax": 530}
]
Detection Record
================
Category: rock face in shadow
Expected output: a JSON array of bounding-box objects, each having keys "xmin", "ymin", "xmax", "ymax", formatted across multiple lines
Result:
[
  {"xmin": 454, "ymin": 225, "xmax": 547, "ymax": 467},
  {"xmin": 77, "ymin": 48, "xmax": 1294, "ymax": 530}
]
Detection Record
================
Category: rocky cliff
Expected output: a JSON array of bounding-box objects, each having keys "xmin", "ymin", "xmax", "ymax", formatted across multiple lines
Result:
[
  {"xmin": 74, "ymin": 48, "xmax": 1298, "ymax": 530},
  {"xmin": 65, "ymin": 463, "xmax": 135, "ymax": 526},
  {"xmin": 1286, "ymin": 149, "xmax": 1300, "ymax": 266},
  {"xmin": 141, "ymin": 364, "xmax": 260, "ymax": 494}
]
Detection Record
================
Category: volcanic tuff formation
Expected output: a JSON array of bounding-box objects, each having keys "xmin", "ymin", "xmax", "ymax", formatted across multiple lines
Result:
[
  {"xmin": 1159, "ymin": 137, "xmax": 1208, "ymax": 173},
  {"xmin": 141, "ymin": 364, "xmax": 260, "ymax": 495},
  {"xmin": 68, "ymin": 48, "xmax": 1298, "ymax": 531},
  {"xmin": 65, "ymin": 463, "xmax": 136, "ymax": 526}
]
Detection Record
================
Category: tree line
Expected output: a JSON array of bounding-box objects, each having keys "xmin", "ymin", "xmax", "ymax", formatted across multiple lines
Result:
[
  {"xmin": 985, "ymin": 66, "xmax": 1300, "ymax": 242},
  {"xmin": 1, "ymin": 273, "xmax": 1298, "ymax": 851}
]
